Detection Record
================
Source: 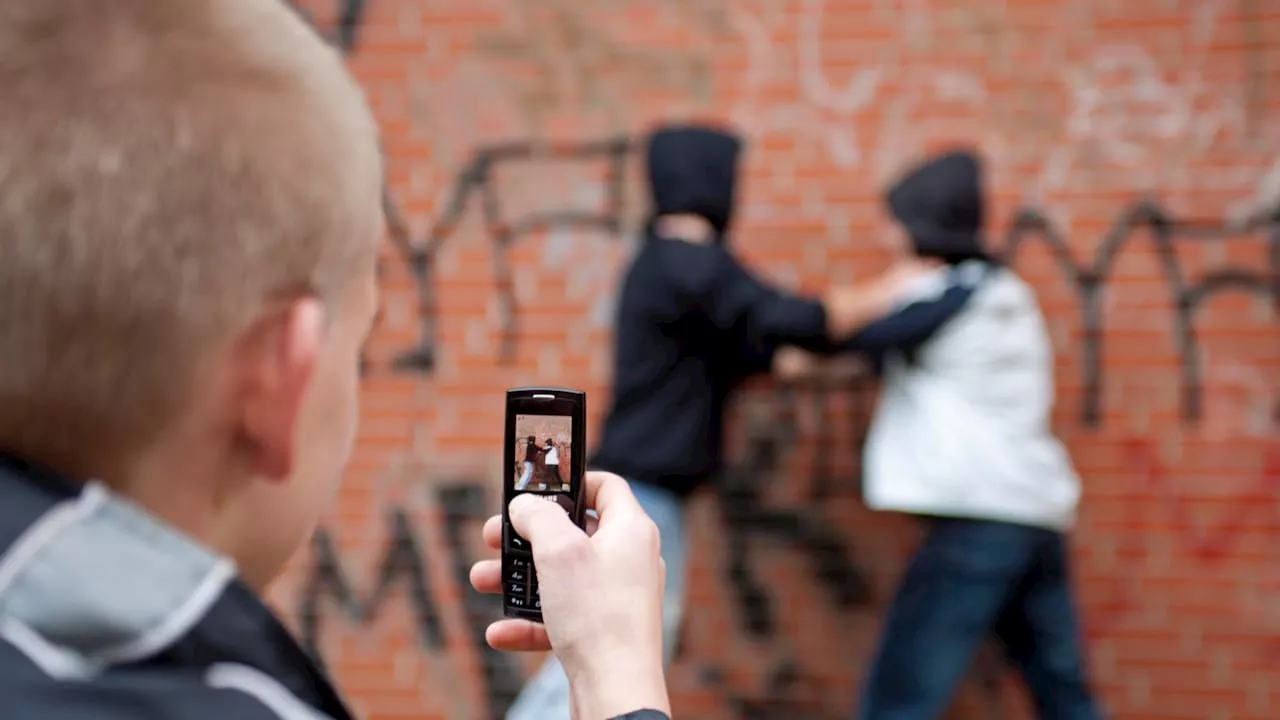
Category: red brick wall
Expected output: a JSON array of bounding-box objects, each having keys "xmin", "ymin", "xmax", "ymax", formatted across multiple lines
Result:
[{"xmin": 274, "ymin": 2, "xmax": 1280, "ymax": 718}]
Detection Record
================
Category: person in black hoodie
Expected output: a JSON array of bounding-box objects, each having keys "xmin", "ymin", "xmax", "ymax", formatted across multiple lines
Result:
[
  {"xmin": 506, "ymin": 123, "xmax": 918, "ymax": 720},
  {"xmin": 781, "ymin": 151, "xmax": 1103, "ymax": 719},
  {"xmin": 517, "ymin": 436, "xmax": 538, "ymax": 489},
  {"xmin": 0, "ymin": 3, "xmax": 672, "ymax": 720}
]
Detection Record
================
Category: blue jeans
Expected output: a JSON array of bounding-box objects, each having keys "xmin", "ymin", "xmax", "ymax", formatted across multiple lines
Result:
[
  {"xmin": 506, "ymin": 480, "xmax": 686, "ymax": 720},
  {"xmin": 516, "ymin": 461, "xmax": 534, "ymax": 490},
  {"xmin": 859, "ymin": 517, "xmax": 1104, "ymax": 720}
]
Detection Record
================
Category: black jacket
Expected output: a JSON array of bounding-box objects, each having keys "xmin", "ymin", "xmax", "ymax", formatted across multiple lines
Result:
[
  {"xmin": 0, "ymin": 456, "xmax": 666, "ymax": 720},
  {"xmin": 589, "ymin": 126, "xmax": 830, "ymax": 497}
]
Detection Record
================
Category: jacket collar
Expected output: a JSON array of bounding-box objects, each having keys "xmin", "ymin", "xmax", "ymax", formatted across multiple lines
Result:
[{"xmin": 0, "ymin": 455, "xmax": 353, "ymax": 719}]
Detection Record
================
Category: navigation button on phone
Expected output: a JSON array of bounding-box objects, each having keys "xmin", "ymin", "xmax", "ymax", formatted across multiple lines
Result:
[{"xmin": 506, "ymin": 524, "xmax": 529, "ymax": 552}]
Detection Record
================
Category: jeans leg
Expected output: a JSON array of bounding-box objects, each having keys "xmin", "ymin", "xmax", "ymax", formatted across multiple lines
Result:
[
  {"xmin": 626, "ymin": 481, "xmax": 688, "ymax": 661},
  {"xmin": 994, "ymin": 533, "xmax": 1105, "ymax": 720},
  {"xmin": 505, "ymin": 656, "xmax": 573, "ymax": 720},
  {"xmin": 858, "ymin": 518, "xmax": 1039, "ymax": 720},
  {"xmin": 505, "ymin": 480, "xmax": 686, "ymax": 720}
]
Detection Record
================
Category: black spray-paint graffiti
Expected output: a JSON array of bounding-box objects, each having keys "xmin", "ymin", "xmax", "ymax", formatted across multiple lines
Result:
[
  {"xmin": 383, "ymin": 138, "xmax": 631, "ymax": 371},
  {"xmin": 296, "ymin": 374, "xmax": 1011, "ymax": 718},
  {"xmin": 297, "ymin": 0, "xmax": 631, "ymax": 370},
  {"xmin": 298, "ymin": 0, "xmax": 1275, "ymax": 425},
  {"xmin": 295, "ymin": 445, "xmax": 888, "ymax": 719},
  {"xmin": 1002, "ymin": 203, "xmax": 1280, "ymax": 427},
  {"xmin": 296, "ymin": 0, "xmax": 1280, "ymax": 420},
  {"xmin": 296, "ymin": 380, "xmax": 1010, "ymax": 718},
  {"xmin": 351, "ymin": 143, "xmax": 1277, "ymax": 717},
  {"xmin": 300, "ymin": 483, "xmax": 528, "ymax": 716},
  {"xmin": 374, "ymin": 134, "xmax": 1279, "ymax": 426},
  {"xmin": 330, "ymin": 131, "xmax": 1275, "ymax": 717},
  {"xmin": 296, "ymin": 7, "xmax": 1275, "ymax": 716},
  {"xmin": 711, "ymin": 378, "xmax": 1007, "ymax": 719},
  {"xmin": 717, "ymin": 379, "xmax": 875, "ymax": 638},
  {"xmin": 294, "ymin": 9, "xmax": 913, "ymax": 716},
  {"xmin": 300, "ymin": 510, "xmax": 442, "ymax": 651}
]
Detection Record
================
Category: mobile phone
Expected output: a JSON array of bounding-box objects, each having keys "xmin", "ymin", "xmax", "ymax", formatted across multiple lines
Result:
[{"xmin": 502, "ymin": 387, "xmax": 587, "ymax": 622}]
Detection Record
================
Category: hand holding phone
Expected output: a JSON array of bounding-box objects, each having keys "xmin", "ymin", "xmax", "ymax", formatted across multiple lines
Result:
[
  {"xmin": 472, "ymin": 470, "xmax": 670, "ymax": 719},
  {"xmin": 475, "ymin": 386, "xmax": 670, "ymax": 718}
]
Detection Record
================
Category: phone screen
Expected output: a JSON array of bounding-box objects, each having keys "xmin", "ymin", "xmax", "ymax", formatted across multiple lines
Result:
[{"xmin": 510, "ymin": 413, "xmax": 576, "ymax": 513}]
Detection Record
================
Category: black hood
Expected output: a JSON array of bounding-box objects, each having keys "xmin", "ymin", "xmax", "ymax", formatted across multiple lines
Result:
[
  {"xmin": 645, "ymin": 124, "xmax": 742, "ymax": 241},
  {"xmin": 886, "ymin": 150, "xmax": 990, "ymax": 264}
]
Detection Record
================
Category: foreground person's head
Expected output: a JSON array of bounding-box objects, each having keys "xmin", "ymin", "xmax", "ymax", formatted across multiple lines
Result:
[{"xmin": 0, "ymin": 0, "xmax": 383, "ymax": 589}]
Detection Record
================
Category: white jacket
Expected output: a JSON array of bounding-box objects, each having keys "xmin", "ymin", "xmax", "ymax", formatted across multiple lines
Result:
[{"xmin": 860, "ymin": 261, "xmax": 1081, "ymax": 530}]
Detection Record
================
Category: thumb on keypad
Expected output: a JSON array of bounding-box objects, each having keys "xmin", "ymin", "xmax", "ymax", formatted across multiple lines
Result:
[{"xmin": 507, "ymin": 493, "xmax": 582, "ymax": 553}]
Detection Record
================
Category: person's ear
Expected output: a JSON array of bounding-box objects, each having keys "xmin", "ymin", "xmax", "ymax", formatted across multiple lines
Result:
[{"xmin": 234, "ymin": 297, "xmax": 325, "ymax": 481}]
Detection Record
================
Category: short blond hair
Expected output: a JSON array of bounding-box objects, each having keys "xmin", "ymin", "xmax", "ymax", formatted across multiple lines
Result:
[{"xmin": 0, "ymin": 0, "xmax": 383, "ymax": 467}]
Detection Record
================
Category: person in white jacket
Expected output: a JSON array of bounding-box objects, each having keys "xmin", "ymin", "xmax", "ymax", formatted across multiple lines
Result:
[
  {"xmin": 803, "ymin": 151, "xmax": 1104, "ymax": 719},
  {"xmin": 542, "ymin": 438, "xmax": 561, "ymax": 487}
]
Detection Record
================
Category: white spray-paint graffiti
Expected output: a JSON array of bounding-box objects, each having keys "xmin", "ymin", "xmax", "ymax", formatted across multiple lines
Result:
[{"xmin": 726, "ymin": 0, "xmax": 1268, "ymax": 197}]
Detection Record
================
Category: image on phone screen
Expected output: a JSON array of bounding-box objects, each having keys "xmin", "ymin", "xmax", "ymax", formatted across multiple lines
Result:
[{"xmin": 512, "ymin": 414, "xmax": 572, "ymax": 494}]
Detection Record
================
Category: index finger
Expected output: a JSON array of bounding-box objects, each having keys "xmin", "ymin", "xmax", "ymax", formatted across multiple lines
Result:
[{"xmin": 582, "ymin": 471, "xmax": 644, "ymax": 521}]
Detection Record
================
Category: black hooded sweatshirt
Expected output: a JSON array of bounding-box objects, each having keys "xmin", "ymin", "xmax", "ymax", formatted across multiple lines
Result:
[{"xmin": 589, "ymin": 126, "xmax": 831, "ymax": 497}]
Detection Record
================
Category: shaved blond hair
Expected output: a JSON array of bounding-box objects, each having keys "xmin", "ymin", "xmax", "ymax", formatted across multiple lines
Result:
[{"xmin": 0, "ymin": 0, "xmax": 383, "ymax": 467}]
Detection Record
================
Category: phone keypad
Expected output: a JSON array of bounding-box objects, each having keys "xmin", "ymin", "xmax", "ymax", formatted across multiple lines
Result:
[
  {"xmin": 503, "ymin": 525, "xmax": 543, "ymax": 621},
  {"xmin": 504, "ymin": 491, "xmax": 577, "ymax": 622},
  {"xmin": 506, "ymin": 563, "xmax": 530, "ymax": 585}
]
